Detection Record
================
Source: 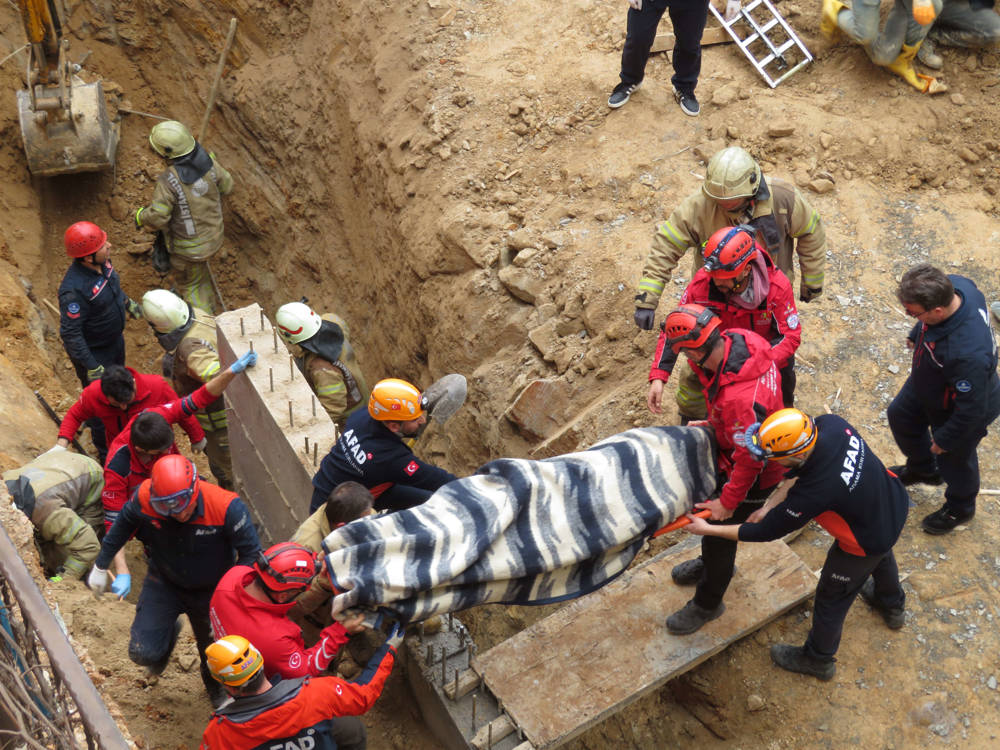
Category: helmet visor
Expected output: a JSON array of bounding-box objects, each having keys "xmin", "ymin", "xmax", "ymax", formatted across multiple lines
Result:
[{"xmin": 150, "ymin": 487, "xmax": 195, "ymax": 517}]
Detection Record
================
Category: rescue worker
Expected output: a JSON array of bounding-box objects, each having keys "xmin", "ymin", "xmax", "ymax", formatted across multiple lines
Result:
[
  {"xmin": 915, "ymin": 0, "xmax": 1000, "ymax": 69},
  {"xmin": 310, "ymin": 378, "xmax": 458, "ymax": 513},
  {"xmin": 659, "ymin": 304, "xmax": 786, "ymax": 634},
  {"xmin": 3, "ymin": 448, "xmax": 105, "ymax": 582},
  {"xmin": 683, "ymin": 409, "xmax": 909, "ymax": 680},
  {"xmin": 275, "ymin": 302, "xmax": 370, "ymax": 429},
  {"xmin": 58, "ymin": 221, "xmax": 141, "ymax": 459},
  {"xmin": 648, "ymin": 225, "xmax": 801, "ymax": 422},
  {"xmin": 291, "ymin": 481, "xmax": 374, "ymax": 623},
  {"xmin": 821, "ymin": 0, "xmax": 948, "ymax": 93},
  {"xmin": 209, "ymin": 541, "xmax": 367, "ymax": 679},
  {"xmin": 887, "ymin": 264, "xmax": 1000, "ymax": 534},
  {"xmin": 199, "ymin": 630, "xmax": 401, "ymax": 750},
  {"xmin": 141, "ymin": 289, "xmax": 232, "ymax": 488},
  {"xmin": 134, "ymin": 120, "xmax": 233, "ymax": 313},
  {"xmin": 88, "ymin": 455, "xmax": 261, "ymax": 706},
  {"xmin": 634, "ymin": 147, "xmax": 826, "ymax": 351},
  {"xmin": 55, "ymin": 364, "xmax": 203, "ymax": 460}
]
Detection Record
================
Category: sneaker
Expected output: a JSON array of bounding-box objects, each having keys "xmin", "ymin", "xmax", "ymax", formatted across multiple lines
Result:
[
  {"xmin": 887, "ymin": 464, "xmax": 943, "ymax": 487},
  {"xmin": 858, "ymin": 578, "xmax": 905, "ymax": 630},
  {"xmin": 608, "ymin": 81, "xmax": 640, "ymax": 109},
  {"xmin": 921, "ymin": 505, "xmax": 974, "ymax": 535},
  {"xmin": 666, "ymin": 599, "xmax": 725, "ymax": 635},
  {"xmin": 671, "ymin": 557, "xmax": 704, "ymax": 585},
  {"xmin": 770, "ymin": 644, "xmax": 836, "ymax": 681},
  {"xmin": 917, "ymin": 39, "xmax": 943, "ymax": 70},
  {"xmin": 673, "ymin": 88, "xmax": 700, "ymax": 117}
]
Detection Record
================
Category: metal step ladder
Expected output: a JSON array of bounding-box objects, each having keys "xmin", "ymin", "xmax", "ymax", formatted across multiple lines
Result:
[{"xmin": 710, "ymin": 0, "xmax": 813, "ymax": 87}]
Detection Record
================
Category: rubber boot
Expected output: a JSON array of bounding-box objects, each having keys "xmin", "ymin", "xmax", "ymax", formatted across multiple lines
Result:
[
  {"xmin": 916, "ymin": 38, "xmax": 943, "ymax": 69},
  {"xmin": 820, "ymin": 0, "xmax": 846, "ymax": 40},
  {"xmin": 887, "ymin": 44, "xmax": 947, "ymax": 93}
]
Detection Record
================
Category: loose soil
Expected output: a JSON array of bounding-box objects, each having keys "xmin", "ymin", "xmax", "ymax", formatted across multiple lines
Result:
[{"xmin": 0, "ymin": 0, "xmax": 998, "ymax": 747}]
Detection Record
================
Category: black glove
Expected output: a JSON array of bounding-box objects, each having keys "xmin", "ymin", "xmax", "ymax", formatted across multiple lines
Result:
[
  {"xmin": 799, "ymin": 286, "xmax": 822, "ymax": 303},
  {"xmin": 634, "ymin": 307, "xmax": 656, "ymax": 330}
]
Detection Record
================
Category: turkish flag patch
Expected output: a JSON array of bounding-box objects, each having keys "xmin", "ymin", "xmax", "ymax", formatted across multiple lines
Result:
[{"xmin": 404, "ymin": 461, "xmax": 419, "ymax": 476}]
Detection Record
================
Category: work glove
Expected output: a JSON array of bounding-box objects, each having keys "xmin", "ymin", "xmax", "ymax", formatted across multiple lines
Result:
[
  {"xmin": 633, "ymin": 307, "xmax": 656, "ymax": 330},
  {"xmin": 799, "ymin": 285, "xmax": 823, "ymax": 303},
  {"xmin": 87, "ymin": 566, "xmax": 109, "ymax": 596},
  {"xmin": 86, "ymin": 365, "xmax": 105, "ymax": 382},
  {"xmin": 385, "ymin": 621, "xmax": 405, "ymax": 651},
  {"xmin": 627, "ymin": 0, "xmax": 642, "ymax": 9},
  {"xmin": 125, "ymin": 297, "xmax": 143, "ymax": 320},
  {"xmin": 724, "ymin": 0, "xmax": 741, "ymax": 20},
  {"xmin": 229, "ymin": 351, "xmax": 258, "ymax": 374},
  {"xmin": 111, "ymin": 573, "xmax": 131, "ymax": 599},
  {"xmin": 191, "ymin": 438, "xmax": 208, "ymax": 453},
  {"xmin": 43, "ymin": 444, "xmax": 67, "ymax": 456},
  {"xmin": 48, "ymin": 567, "xmax": 66, "ymax": 583}
]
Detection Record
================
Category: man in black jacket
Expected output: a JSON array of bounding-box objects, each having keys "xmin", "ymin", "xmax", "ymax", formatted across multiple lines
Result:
[
  {"xmin": 888, "ymin": 264, "xmax": 1000, "ymax": 534},
  {"xmin": 683, "ymin": 408, "xmax": 910, "ymax": 681}
]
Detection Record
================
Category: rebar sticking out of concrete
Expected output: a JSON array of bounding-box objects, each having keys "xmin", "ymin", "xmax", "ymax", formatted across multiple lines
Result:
[
  {"xmin": 289, "ymin": 356, "xmax": 294, "ymax": 381},
  {"xmin": 240, "ymin": 317, "xmax": 245, "ymax": 336},
  {"xmin": 426, "ymin": 644, "xmax": 433, "ymax": 663},
  {"xmin": 313, "ymin": 443, "xmax": 318, "ymax": 466},
  {"xmin": 471, "ymin": 694, "xmax": 477, "ymax": 732},
  {"xmin": 448, "ymin": 613, "xmax": 454, "ymax": 631},
  {"xmin": 488, "ymin": 723, "xmax": 493, "ymax": 749},
  {"xmin": 312, "ymin": 395, "xmax": 317, "ymax": 417},
  {"xmin": 273, "ymin": 328, "xmax": 278, "ymax": 352},
  {"xmin": 269, "ymin": 368, "xmax": 274, "ymax": 392},
  {"xmin": 249, "ymin": 340, "xmax": 254, "ymax": 353},
  {"xmin": 453, "ymin": 667, "xmax": 459, "ymax": 702},
  {"xmin": 441, "ymin": 646, "xmax": 446, "ymax": 686},
  {"xmin": 289, "ymin": 401, "xmax": 294, "ymax": 428},
  {"xmin": 260, "ymin": 309, "xmax": 265, "ymax": 332},
  {"xmin": 304, "ymin": 436, "xmax": 309, "ymax": 454}
]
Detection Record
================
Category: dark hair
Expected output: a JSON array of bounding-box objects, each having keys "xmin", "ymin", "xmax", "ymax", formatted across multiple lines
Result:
[
  {"xmin": 131, "ymin": 412, "xmax": 174, "ymax": 452},
  {"xmin": 896, "ymin": 264, "xmax": 954, "ymax": 310},
  {"xmin": 231, "ymin": 668, "xmax": 267, "ymax": 696},
  {"xmin": 325, "ymin": 481, "xmax": 374, "ymax": 528},
  {"xmin": 100, "ymin": 365, "xmax": 136, "ymax": 404}
]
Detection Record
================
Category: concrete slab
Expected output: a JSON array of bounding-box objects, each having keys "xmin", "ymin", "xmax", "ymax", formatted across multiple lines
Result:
[
  {"xmin": 216, "ymin": 303, "xmax": 338, "ymax": 544},
  {"xmin": 474, "ymin": 540, "xmax": 815, "ymax": 750}
]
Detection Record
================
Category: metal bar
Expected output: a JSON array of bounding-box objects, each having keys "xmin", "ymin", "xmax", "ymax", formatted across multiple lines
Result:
[{"xmin": 0, "ymin": 522, "xmax": 130, "ymax": 749}]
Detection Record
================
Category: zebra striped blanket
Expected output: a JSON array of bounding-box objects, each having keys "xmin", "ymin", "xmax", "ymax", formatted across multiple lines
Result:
[{"xmin": 322, "ymin": 425, "xmax": 717, "ymax": 624}]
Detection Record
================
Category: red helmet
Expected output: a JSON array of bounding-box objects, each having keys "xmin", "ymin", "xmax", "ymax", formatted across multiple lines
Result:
[
  {"xmin": 149, "ymin": 455, "xmax": 199, "ymax": 517},
  {"xmin": 64, "ymin": 221, "xmax": 108, "ymax": 259},
  {"xmin": 701, "ymin": 225, "xmax": 759, "ymax": 279},
  {"xmin": 254, "ymin": 542, "xmax": 318, "ymax": 597},
  {"xmin": 664, "ymin": 304, "xmax": 722, "ymax": 354}
]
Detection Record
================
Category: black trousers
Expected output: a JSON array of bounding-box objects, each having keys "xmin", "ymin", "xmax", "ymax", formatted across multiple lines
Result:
[
  {"xmin": 779, "ymin": 357, "xmax": 796, "ymax": 408},
  {"xmin": 805, "ymin": 543, "xmax": 904, "ymax": 661},
  {"xmin": 619, "ymin": 0, "xmax": 710, "ymax": 95},
  {"xmin": 887, "ymin": 379, "xmax": 990, "ymax": 516}
]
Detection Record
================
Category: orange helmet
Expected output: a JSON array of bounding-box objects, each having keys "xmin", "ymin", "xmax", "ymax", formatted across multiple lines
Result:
[
  {"xmin": 702, "ymin": 225, "xmax": 759, "ymax": 279},
  {"xmin": 751, "ymin": 408, "xmax": 818, "ymax": 460},
  {"xmin": 254, "ymin": 542, "xmax": 318, "ymax": 598},
  {"xmin": 205, "ymin": 636, "xmax": 264, "ymax": 687},
  {"xmin": 368, "ymin": 378, "xmax": 424, "ymax": 421},
  {"xmin": 64, "ymin": 221, "xmax": 108, "ymax": 258},
  {"xmin": 663, "ymin": 304, "xmax": 722, "ymax": 355},
  {"xmin": 149, "ymin": 455, "xmax": 199, "ymax": 517}
]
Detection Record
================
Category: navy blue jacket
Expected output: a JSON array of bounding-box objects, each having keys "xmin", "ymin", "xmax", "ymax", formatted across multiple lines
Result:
[
  {"xmin": 312, "ymin": 409, "xmax": 457, "ymax": 505},
  {"xmin": 905, "ymin": 275, "xmax": 1000, "ymax": 452},
  {"xmin": 96, "ymin": 480, "xmax": 260, "ymax": 591},
  {"xmin": 739, "ymin": 415, "xmax": 909, "ymax": 556},
  {"xmin": 58, "ymin": 260, "xmax": 127, "ymax": 371}
]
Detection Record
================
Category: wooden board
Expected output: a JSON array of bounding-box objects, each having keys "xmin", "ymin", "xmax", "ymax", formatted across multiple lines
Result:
[
  {"xmin": 651, "ymin": 25, "xmax": 731, "ymax": 53},
  {"xmin": 474, "ymin": 540, "xmax": 814, "ymax": 750}
]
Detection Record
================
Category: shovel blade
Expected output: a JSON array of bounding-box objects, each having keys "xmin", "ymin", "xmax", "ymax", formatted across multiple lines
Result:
[{"xmin": 423, "ymin": 373, "xmax": 467, "ymax": 423}]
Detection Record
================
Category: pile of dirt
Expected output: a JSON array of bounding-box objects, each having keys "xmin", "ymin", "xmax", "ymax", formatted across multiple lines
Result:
[{"xmin": 0, "ymin": 0, "xmax": 998, "ymax": 747}]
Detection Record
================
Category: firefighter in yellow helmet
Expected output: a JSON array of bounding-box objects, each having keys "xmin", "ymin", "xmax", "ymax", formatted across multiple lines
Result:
[{"xmin": 134, "ymin": 120, "xmax": 233, "ymax": 313}]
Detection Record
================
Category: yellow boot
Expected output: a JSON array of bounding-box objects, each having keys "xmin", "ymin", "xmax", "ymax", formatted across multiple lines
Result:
[
  {"xmin": 820, "ymin": 0, "xmax": 847, "ymax": 39},
  {"xmin": 887, "ymin": 43, "xmax": 948, "ymax": 93}
]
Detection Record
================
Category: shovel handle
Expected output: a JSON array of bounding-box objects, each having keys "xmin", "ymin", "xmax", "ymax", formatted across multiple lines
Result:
[{"xmin": 652, "ymin": 509, "xmax": 712, "ymax": 538}]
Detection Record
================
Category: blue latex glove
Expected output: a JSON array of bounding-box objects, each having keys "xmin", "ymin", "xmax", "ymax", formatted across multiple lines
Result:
[
  {"xmin": 229, "ymin": 351, "xmax": 258, "ymax": 374},
  {"xmin": 385, "ymin": 621, "xmax": 405, "ymax": 651},
  {"xmin": 111, "ymin": 573, "xmax": 131, "ymax": 600}
]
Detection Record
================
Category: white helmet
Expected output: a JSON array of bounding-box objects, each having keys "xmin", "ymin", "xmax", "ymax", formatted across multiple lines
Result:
[
  {"xmin": 276, "ymin": 302, "xmax": 321, "ymax": 345},
  {"xmin": 702, "ymin": 146, "xmax": 762, "ymax": 201},
  {"xmin": 142, "ymin": 289, "xmax": 190, "ymax": 333}
]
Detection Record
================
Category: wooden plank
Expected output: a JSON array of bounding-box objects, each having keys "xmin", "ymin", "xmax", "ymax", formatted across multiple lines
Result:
[
  {"xmin": 651, "ymin": 25, "xmax": 731, "ymax": 53},
  {"xmin": 475, "ymin": 541, "xmax": 814, "ymax": 750}
]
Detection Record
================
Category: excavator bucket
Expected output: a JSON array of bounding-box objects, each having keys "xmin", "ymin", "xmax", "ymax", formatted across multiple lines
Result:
[{"xmin": 16, "ymin": 76, "xmax": 118, "ymax": 176}]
